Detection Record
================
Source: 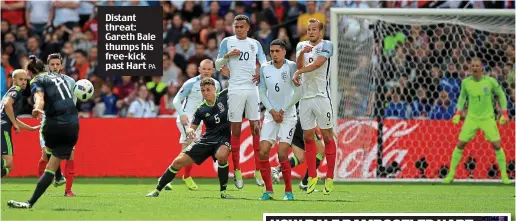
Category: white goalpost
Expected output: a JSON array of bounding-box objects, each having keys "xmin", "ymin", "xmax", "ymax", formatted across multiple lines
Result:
[{"xmin": 330, "ymin": 8, "xmax": 515, "ymax": 182}]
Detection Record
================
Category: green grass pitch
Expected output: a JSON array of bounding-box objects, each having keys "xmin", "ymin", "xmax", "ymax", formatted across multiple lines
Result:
[{"xmin": 1, "ymin": 178, "xmax": 514, "ymax": 220}]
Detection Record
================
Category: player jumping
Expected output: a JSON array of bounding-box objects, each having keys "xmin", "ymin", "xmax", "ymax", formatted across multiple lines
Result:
[
  {"xmin": 162, "ymin": 59, "xmax": 222, "ymax": 191},
  {"xmin": 8, "ymin": 56, "xmax": 79, "ymax": 209},
  {"xmin": 256, "ymin": 39, "xmax": 301, "ymax": 200},
  {"xmin": 146, "ymin": 78, "xmax": 233, "ymax": 199},
  {"xmin": 1, "ymin": 69, "xmax": 40, "ymax": 177},
  {"xmin": 37, "ymin": 53, "xmax": 76, "ymax": 196},
  {"xmin": 215, "ymin": 14, "xmax": 267, "ymax": 188},
  {"xmin": 443, "ymin": 57, "xmax": 511, "ymax": 184},
  {"xmin": 292, "ymin": 18, "xmax": 337, "ymax": 194}
]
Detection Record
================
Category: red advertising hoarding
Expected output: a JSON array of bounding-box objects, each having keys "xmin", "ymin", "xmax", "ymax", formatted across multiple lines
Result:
[{"xmin": 7, "ymin": 118, "xmax": 514, "ymax": 180}]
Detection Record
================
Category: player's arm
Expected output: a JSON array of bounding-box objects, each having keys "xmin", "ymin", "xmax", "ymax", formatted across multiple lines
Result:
[
  {"xmin": 297, "ymin": 41, "xmax": 333, "ymax": 74},
  {"xmin": 491, "ymin": 78, "xmax": 509, "ymax": 124},
  {"xmin": 31, "ymin": 80, "xmax": 45, "ymax": 119},
  {"xmin": 282, "ymin": 62, "xmax": 303, "ymax": 112},
  {"xmin": 215, "ymin": 80, "xmax": 222, "ymax": 93},
  {"xmin": 187, "ymin": 108, "xmax": 203, "ymax": 139},
  {"xmin": 258, "ymin": 66, "xmax": 273, "ymax": 113},
  {"xmin": 256, "ymin": 41, "xmax": 267, "ymax": 66},
  {"xmin": 2, "ymin": 96, "xmax": 18, "ymax": 130},
  {"xmin": 15, "ymin": 119, "xmax": 39, "ymax": 131},
  {"xmin": 452, "ymin": 81, "xmax": 468, "ymax": 124},
  {"xmin": 295, "ymin": 42, "xmax": 306, "ymax": 70},
  {"xmin": 456, "ymin": 81, "xmax": 467, "ymax": 112},
  {"xmin": 215, "ymin": 38, "xmax": 230, "ymax": 71},
  {"xmin": 172, "ymin": 80, "xmax": 193, "ymax": 116}
]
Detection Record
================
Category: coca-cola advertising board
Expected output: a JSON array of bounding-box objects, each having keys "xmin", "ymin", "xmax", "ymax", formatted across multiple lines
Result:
[{"xmin": 7, "ymin": 118, "xmax": 514, "ymax": 180}]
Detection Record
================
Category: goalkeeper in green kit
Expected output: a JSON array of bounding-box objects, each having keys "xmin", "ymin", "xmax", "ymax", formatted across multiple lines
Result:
[{"xmin": 443, "ymin": 57, "xmax": 511, "ymax": 184}]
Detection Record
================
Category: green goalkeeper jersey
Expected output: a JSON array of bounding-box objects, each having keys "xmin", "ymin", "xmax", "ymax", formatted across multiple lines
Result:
[{"xmin": 456, "ymin": 75, "xmax": 507, "ymax": 120}]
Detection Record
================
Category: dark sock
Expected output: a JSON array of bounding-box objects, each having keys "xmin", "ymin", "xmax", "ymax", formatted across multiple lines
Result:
[
  {"xmin": 1, "ymin": 159, "xmax": 7, "ymax": 177},
  {"xmin": 28, "ymin": 170, "xmax": 55, "ymax": 205},
  {"xmin": 290, "ymin": 156, "xmax": 300, "ymax": 168},
  {"xmin": 217, "ymin": 162, "xmax": 229, "ymax": 191},
  {"xmin": 156, "ymin": 166, "xmax": 178, "ymax": 191},
  {"xmin": 302, "ymin": 153, "xmax": 324, "ymax": 185},
  {"xmin": 1, "ymin": 168, "xmax": 9, "ymax": 177},
  {"xmin": 55, "ymin": 166, "xmax": 63, "ymax": 181}
]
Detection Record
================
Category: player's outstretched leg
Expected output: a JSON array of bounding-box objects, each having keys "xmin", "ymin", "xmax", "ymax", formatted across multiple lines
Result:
[
  {"xmin": 64, "ymin": 150, "xmax": 75, "ymax": 196},
  {"xmin": 230, "ymin": 122, "xmax": 244, "ymax": 189},
  {"xmin": 215, "ymin": 145, "xmax": 232, "ymax": 199},
  {"xmin": 321, "ymin": 129, "xmax": 336, "ymax": 195},
  {"xmin": 258, "ymin": 140, "xmax": 274, "ymax": 200},
  {"xmin": 8, "ymin": 155, "xmax": 61, "ymax": 209},
  {"xmin": 443, "ymin": 143, "xmax": 466, "ymax": 183},
  {"xmin": 277, "ymin": 142, "xmax": 293, "ymax": 201},
  {"xmin": 146, "ymin": 154, "xmax": 192, "ymax": 197}
]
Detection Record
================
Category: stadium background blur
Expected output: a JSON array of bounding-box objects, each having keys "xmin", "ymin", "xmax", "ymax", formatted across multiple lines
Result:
[{"xmin": 1, "ymin": 0, "xmax": 514, "ymax": 121}]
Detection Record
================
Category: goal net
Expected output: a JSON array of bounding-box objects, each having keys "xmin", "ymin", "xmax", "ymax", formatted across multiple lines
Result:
[{"xmin": 330, "ymin": 9, "xmax": 515, "ymax": 182}]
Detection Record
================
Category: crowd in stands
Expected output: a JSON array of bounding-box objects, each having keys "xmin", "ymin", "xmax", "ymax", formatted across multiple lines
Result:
[{"xmin": 1, "ymin": 0, "xmax": 514, "ymax": 120}]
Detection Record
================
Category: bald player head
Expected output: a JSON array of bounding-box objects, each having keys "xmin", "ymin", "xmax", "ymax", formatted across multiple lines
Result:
[
  {"xmin": 12, "ymin": 69, "xmax": 28, "ymax": 89},
  {"xmin": 198, "ymin": 59, "xmax": 215, "ymax": 79}
]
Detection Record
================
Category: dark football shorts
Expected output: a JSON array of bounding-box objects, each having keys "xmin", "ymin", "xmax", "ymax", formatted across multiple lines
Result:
[
  {"xmin": 291, "ymin": 120, "xmax": 322, "ymax": 150},
  {"xmin": 183, "ymin": 136, "xmax": 231, "ymax": 165},
  {"xmin": 1, "ymin": 125, "xmax": 14, "ymax": 156},
  {"xmin": 41, "ymin": 120, "xmax": 79, "ymax": 160}
]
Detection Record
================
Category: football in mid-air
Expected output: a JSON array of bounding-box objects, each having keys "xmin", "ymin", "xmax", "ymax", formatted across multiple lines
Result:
[{"xmin": 74, "ymin": 79, "xmax": 94, "ymax": 102}]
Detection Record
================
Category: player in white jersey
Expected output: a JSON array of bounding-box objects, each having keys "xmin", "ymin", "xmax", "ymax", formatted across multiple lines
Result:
[
  {"xmin": 215, "ymin": 15, "xmax": 267, "ymax": 188},
  {"xmin": 165, "ymin": 59, "xmax": 221, "ymax": 191},
  {"xmin": 292, "ymin": 18, "xmax": 337, "ymax": 195},
  {"xmin": 257, "ymin": 39, "xmax": 302, "ymax": 201},
  {"xmin": 37, "ymin": 53, "xmax": 76, "ymax": 197}
]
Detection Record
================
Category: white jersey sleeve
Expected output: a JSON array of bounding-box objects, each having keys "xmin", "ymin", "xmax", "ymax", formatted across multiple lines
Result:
[
  {"xmin": 173, "ymin": 77, "xmax": 196, "ymax": 116},
  {"xmin": 282, "ymin": 60, "xmax": 302, "ymax": 111},
  {"xmin": 299, "ymin": 40, "xmax": 334, "ymax": 99}
]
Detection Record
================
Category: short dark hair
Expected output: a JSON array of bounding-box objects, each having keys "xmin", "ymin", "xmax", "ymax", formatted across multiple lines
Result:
[
  {"xmin": 200, "ymin": 78, "xmax": 215, "ymax": 87},
  {"xmin": 163, "ymin": 52, "xmax": 170, "ymax": 60},
  {"xmin": 47, "ymin": 53, "xmax": 62, "ymax": 64},
  {"xmin": 234, "ymin": 14, "xmax": 250, "ymax": 25},
  {"xmin": 27, "ymin": 55, "xmax": 46, "ymax": 74},
  {"xmin": 74, "ymin": 49, "xmax": 87, "ymax": 57},
  {"xmin": 270, "ymin": 39, "xmax": 286, "ymax": 49},
  {"xmin": 308, "ymin": 18, "xmax": 324, "ymax": 30}
]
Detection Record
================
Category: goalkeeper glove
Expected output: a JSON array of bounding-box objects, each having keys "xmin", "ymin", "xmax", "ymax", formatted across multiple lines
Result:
[
  {"xmin": 452, "ymin": 111, "xmax": 462, "ymax": 125},
  {"xmin": 499, "ymin": 110, "xmax": 509, "ymax": 125}
]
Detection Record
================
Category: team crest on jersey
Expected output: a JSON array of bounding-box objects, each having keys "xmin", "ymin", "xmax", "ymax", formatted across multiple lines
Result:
[
  {"xmin": 483, "ymin": 87, "xmax": 488, "ymax": 94},
  {"xmin": 281, "ymin": 71, "xmax": 288, "ymax": 83},
  {"xmin": 217, "ymin": 102, "xmax": 225, "ymax": 112},
  {"xmin": 249, "ymin": 43, "xmax": 255, "ymax": 53},
  {"xmin": 205, "ymin": 113, "xmax": 210, "ymax": 117}
]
